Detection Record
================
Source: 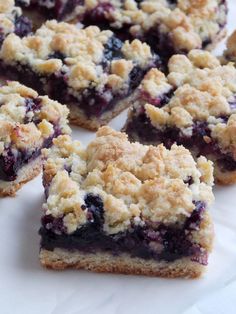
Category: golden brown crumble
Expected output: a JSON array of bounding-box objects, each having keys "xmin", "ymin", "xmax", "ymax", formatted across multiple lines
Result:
[
  {"xmin": 42, "ymin": 127, "xmax": 214, "ymax": 235},
  {"xmin": 0, "ymin": 20, "xmax": 155, "ymax": 94},
  {"xmin": 31, "ymin": 0, "xmax": 226, "ymax": 52},
  {"xmin": 136, "ymin": 50, "xmax": 236, "ymax": 153},
  {"xmin": 0, "ymin": 81, "xmax": 70, "ymax": 152}
]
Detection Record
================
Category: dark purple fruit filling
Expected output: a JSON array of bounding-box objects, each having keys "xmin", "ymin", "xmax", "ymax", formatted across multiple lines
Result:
[
  {"xmin": 40, "ymin": 194, "xmax": 208, "ymax": 265},
  {"xmin": 24, "ymin": 97, "xmax": 42, "ymax": 123},
  {"xmin": 0, "ymin": 14, "xmax": 31, "ymax": 47},
  {"xmin": 0, "ymin": 62, "xmax": 46, "ymax": 94},
  {"xmin": 14, "ymin": 15, "xmax": 32, "ymax": 38},
  {"xmin": 141, "ymin": 27, "xmax": 185, "ymax": 63},
  {"xmin": 102, "ymin": 36, "xmax": 123, "ymax": 65},
  {"xmin": 0, "ymin": 125, "xmax": 61, "ymax": 182},
  {"xmin": 125, "ymin": 110, "xmax": 236, "ymax": 172},
  {"xmin": 54, "ymin": 0, "xmax": 84, "ymax": 21},
  {"xmin": 48, "ymin": 51, "xmax": 66, "ymax": 61},
  {"xmin": 15, "ymin": 0, "xmax": 28, "ymax": 6},
  {"xmin": 83, "ymin": 2, "xmax": 114, "ymax": 27},
  {"xmin": 140, "ymin": 89, "xmax": 174, "ymax": 107},
  {"xmin": 0, "ymin": 146, "xmax": 41, "ymax": 181}
]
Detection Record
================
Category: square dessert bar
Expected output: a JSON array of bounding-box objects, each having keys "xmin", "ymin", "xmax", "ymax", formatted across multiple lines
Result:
[
  {"xmin": 0, "ymin": 20, "xmax": 161, "ymax": 130},
  {"xmin": 0, "ymin": 81, "xmax": 70, "ymax": 196},
  {"xmin": 40, "ymin": 126, "xmax": 214, "ymax": 278},
  {"xmin": 20, "ymin": 0, "xmax": 227, "ymax": 60},
  {"xmin": 0, "ymin": 0, "xmax": 32, "ymax": 46},
  {"xmin": 123, "ymin": 50, "xmax": 236, "ymax": 185}
]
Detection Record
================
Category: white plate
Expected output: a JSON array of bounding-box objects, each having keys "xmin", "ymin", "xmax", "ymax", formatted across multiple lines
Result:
[{"xmin": 1, "ymin": 2, "xmax": 236, "ymax": 313}]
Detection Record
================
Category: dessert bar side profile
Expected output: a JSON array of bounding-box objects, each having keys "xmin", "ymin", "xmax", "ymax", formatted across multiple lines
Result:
[
  {"xmin": 39, "ymin": 127, "xmax": 214, "ymax": 278},
  {"xmin": 0, "ymin": 81, "xmax": 70, "ymax": 196}
]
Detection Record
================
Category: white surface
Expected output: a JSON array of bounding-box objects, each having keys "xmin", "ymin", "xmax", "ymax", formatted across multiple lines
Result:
[{"xmin": 1, "ymin": 2, "xmax": 236, "ymax": 314}]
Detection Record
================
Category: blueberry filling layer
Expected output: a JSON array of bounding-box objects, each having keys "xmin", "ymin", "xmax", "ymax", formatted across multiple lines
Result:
[
  {"xmin": 125, "ymin": 111, "xmax": 236, "ymax": 172},
  {"xmin": 48, "ymin": 65, "xmax": 159, "ymax": 118},
  {"xmin": 0, "ymin": 125, "xmax": 61, "ymax": 182},
  {"xmin": 40, "ymin": 194, "xmax": 208, "ymax": 265}
]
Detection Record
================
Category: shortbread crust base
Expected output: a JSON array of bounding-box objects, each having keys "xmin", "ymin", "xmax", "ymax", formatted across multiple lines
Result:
[
  {"xmin": 0, "ymin": 157, "xmax": 41, "ymax": 197},
  {"xmin": 40, "ymin": 248, "xmax": 205, "ymax": 279},
  {"xmin": 69, "ymin": 96, "xmax": 133, "ymax": 131},
  {"xmin": 214, "ymin": 167, "xmax": 236, "ymax": 185}
]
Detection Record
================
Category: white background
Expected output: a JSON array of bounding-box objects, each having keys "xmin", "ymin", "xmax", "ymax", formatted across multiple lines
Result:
[{"xmin": 1, "ymin": 2, "xmax": 236, "ymax": 313}]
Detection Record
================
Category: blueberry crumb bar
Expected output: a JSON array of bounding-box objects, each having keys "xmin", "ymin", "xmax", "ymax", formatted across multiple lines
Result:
[
  {"xmin": 0, "ymin": 20, "xmax": 161, "ymax": 130},
  {"xmin": 21, "ymin": 0, "xmax": 227, "ymax": 60},
  {"xmin": 0, "ymin": 81, "xmax": 70, "ymax": 196},
  {"xmin": 123, "ymin": 50, "xmax": 236, "ymax": 185},
  {"xmin": 39, "ymin": 126, "xmax": 214, "ymax": 278},
  {"xmin": 0, "ymin": 0, "xmax": 32, "ymax": 46}
]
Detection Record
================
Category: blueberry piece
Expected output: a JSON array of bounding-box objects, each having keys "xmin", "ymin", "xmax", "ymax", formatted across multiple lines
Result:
[
  {"xmin": 48, "ymin": 51, "xmax": 66, "ymax": 61},
  {"xmin": 84, "ymin": 193, "xmax": 104, "ymax": 227},
  {"xmin": 103, "ymin": 36, "xmax": 123, "ymax": 62},
  {"xmin": 14, "ymin": 16, "xmax": 32, "ymax": 38},
  {"xmin": 86, "ymin": 2, "xmax": 113, "ymax": 23}
]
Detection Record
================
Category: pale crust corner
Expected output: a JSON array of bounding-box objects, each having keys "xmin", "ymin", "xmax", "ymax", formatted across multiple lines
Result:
[
  {"xmin": 0, "ymin": 157, "xmax": 41, "ymax": 197},
  {"xmin": 40, "ymin": 248, "xmax": 205, "ymax": 279}
]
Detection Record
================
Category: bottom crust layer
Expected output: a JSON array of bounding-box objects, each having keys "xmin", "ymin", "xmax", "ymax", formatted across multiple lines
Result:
[
  {"xmin": 40, "ymin": 248, "xmax": 205, "ymax": 279},
  {"xmin": 69, "ymin": 96, "xmax": 132, "ymax": 131},
  {"xmin": 214, "ymin": 167, "xmax": 236, "ymax": 185},
  {"xmin": 0, "ymin": 157, "xmax": 41, "ymax": 197}
]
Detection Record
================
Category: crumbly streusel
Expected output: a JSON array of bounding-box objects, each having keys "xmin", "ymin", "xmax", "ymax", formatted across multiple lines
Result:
[
  {"xmin": 42, "ymin": 126, "xmax": 214, "ymax": 235},
  {"xmin": 138, "ymin": 50, "xmax": 236, "ymax": 154},
  {"xmin": 0, "ymin": 20, "xmax": 155, "ymax": 94},
  {"xmin": 0, "ymin": 81, "xmax": 70, "ymax": 153},
  {"xmin": 27, "ymin": 0, "xmax": 226, "ymax": 53}
]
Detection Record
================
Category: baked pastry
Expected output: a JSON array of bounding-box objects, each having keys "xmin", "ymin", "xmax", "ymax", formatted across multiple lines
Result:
[
  {"xmin": 0, "ymin": 81, "xmax": 70, "ymax": 196},
  {"xmin": 123, "ymin": 50, "xmax": 236, "ymax": 185},
  {"xmin": 223, "ymin": 29, "xmax": 236, "ymax": 64},
  {"xmin": 20, "ymin": 0, "xmax": 227, "ymax": 60},
  {"xmin": 0, "ymin": 0, "xmax": 31, "ymax": 46},
  {"xmin": 0, "ymin": 20, "xmax": 161, "ymax": 130},
  {"xmin": 39, "ymin": 126, "xmax": 214, "ymax": 278}
]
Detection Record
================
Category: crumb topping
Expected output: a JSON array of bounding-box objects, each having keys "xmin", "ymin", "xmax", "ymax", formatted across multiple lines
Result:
[
  {"xmin": 42, "ymin": 127, "xmax": 214, "ymax": 235},
  {"xmin": 137, "ymin": 50, "xmax": 236, "ymax": 153},
  {"xmin": 0, "ymin": 20, "xmax": 157, "ymax": 94},
  {"xmin": 0, "ymin": 81, "xmax": 70, "ymax": 152},
  {"xmin": 33, "ymin": 0, "xmax": 226, "ymax": 52}
]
